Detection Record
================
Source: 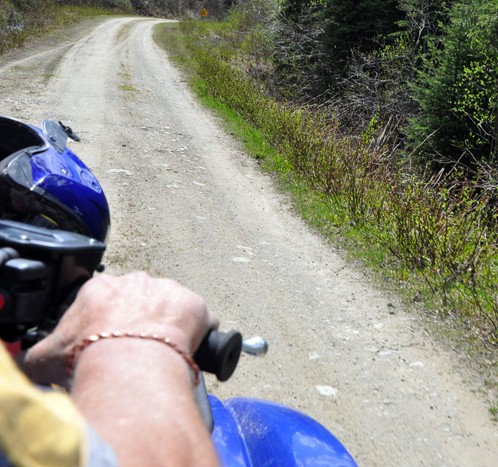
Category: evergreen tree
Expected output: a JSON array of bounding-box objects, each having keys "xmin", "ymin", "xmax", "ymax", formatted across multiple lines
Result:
[
  {"xmin": 274, "ymin": 0, "xmax": 404, "ymax": 98},
  {"xmin": 397, "ymin": 0, "xmax": 453, "ymax": 62},
  {"xmin": 322, "ymin": 0, "xmax": 404, "ymax": 77},
  {"xmin": 282, "ymin": 0, "xmax": 308, "ymax": 22},
  {"xmin": 407, "ymin": 0, "xmax": 498, "ymax": 168}
]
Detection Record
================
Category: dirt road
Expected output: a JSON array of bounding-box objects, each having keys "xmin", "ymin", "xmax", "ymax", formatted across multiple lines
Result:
[{"xmin": 1, "ymin": 17, "xmax": 496, "ymax": 465}]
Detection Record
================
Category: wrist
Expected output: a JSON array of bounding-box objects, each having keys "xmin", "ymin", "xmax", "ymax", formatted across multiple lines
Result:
[
  {"xmin": 72, "ymin": 333, "xmax": 199, "ymax": 386},
  {"xmin": 70, "ymin": 337, "xmax": 216, "ymax": 467},
  {"xmin": 74, "ymin": 323, "xmax": 195, "ymax": 354}
]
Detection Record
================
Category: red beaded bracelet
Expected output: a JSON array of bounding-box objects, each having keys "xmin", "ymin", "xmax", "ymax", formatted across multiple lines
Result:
[{"xmin": 67, "ymin": 331, "xmax": 200, "ymax": 385}]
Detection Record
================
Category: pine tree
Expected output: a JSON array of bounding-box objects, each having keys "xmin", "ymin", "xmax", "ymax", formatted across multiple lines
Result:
[
  {"xmin": 408, "ymin": 0, "xmax": 498, "ymax": 167},
  {"xmin": 322, "ymin": 0, "xmax": 404, "ymax": 77}
]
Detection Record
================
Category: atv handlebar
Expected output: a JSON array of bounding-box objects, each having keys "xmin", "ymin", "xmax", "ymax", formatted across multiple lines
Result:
[{"xmin": 0, "ymin": 220, "xmax": 266, "ymax": 382}]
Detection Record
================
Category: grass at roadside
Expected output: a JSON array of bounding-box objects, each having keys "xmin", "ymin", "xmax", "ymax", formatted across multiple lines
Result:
[
  {"xmin": 0, "ymin": 4, "xmax": 125, "ymax": 55},
  {"xmin": 154, "ymin": 20, "xmax": 498, "ymax": 416}
]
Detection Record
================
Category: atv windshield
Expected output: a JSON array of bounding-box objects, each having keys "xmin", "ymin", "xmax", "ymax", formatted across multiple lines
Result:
[{"xmin": 42, "ymin": 120, "xmax": 69, "ymax": 153}]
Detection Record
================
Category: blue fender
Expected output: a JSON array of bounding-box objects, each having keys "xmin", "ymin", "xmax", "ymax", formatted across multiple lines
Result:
[{"xmin": 210, "ymin": 396, "xmax": 357, "ymax": 466}]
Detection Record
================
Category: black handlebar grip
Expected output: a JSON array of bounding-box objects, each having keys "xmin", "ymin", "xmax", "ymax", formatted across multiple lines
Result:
[{"xmin": 194, "ymin": 330, "xmax": 242, "ymax": 382}]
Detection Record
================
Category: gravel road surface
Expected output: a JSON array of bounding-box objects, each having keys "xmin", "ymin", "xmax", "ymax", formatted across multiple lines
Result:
[{"xmin": 0, "ymin": 17, "xmax": 497, "ymax": 466}]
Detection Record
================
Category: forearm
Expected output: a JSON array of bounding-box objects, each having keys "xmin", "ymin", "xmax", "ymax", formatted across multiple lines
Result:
[{"xmin": 71, "ymin": 339, "xmax": 219, "ymax": 467}]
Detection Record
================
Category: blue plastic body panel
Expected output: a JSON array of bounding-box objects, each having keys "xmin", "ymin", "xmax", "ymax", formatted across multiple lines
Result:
[
  {"xmin": 27, "ymin": 124, "xmax": 110, "ymax": 242},
  {"xmin": 210, "ymin": 396, "xmax": 357, "ymax": 467}
]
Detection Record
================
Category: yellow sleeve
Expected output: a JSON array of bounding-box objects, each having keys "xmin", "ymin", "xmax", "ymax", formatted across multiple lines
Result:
[{"xmin": 0, "ymin": 344, "xmax": 87, "ymax": 467}]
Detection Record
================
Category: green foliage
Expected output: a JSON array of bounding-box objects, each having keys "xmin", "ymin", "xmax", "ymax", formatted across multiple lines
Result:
[
  {"xmin": 397, "ymin": 0, "xmax": 453, "ymax": 56},
  {"xmin": 281, "ymin": 0, "xmax": 323, "ymax": 22},
  {"xmin": 322, "ymin": 0, "xmax": 404, "ymax": 77},
  {"xmin": 270, "ymin": 0, "xmax": 498, "ymax": 178},
  {"xmin": 407, "ymin": 0, "xmax": 498, "ymax": 167},
  {"xmin": 452, "ymin": 57, "xmax": 498, "ymax": 156},
  {"xmin": 333, "ymin": 36, "xmax": 416, "ymax": 138},
  {"xmin": 0, "ymin": 0, "xmax": 132, "ymax": 54},
  {"xmin": 156, "ymin": 17, "xmax": 498, "ymax": 348},
  {"xmin": 272, "ymin": 0, "xmax": 405, "ymax": 99},
  {"xmin": 381, "ymin": 174, "xmax": 495, "ymax": 292}
]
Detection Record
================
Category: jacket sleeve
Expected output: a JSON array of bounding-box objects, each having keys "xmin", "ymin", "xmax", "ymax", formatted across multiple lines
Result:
[
  {"xmin": 85, "ymin": 425, "xmax": 119, "ymax": 466},
  {"xmin": 0, "ymin": 344, "xmax": 117, "ymax": 466}
]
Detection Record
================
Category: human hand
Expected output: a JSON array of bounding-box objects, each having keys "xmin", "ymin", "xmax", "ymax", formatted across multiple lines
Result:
[{"xmin": 21, "ymin": 272, "xmax": 219, "ymax": 386}]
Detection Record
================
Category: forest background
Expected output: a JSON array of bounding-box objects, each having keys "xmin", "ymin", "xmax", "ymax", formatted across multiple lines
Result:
[{"xmin": 1, "ymin": 0, "xmax": 497, "ymax": 413}]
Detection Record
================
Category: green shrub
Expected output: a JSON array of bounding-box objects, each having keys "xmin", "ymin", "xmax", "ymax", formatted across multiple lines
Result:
[{"xmin": 156, "ymin": 16, "xmax": 498, "ymax": 346}]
